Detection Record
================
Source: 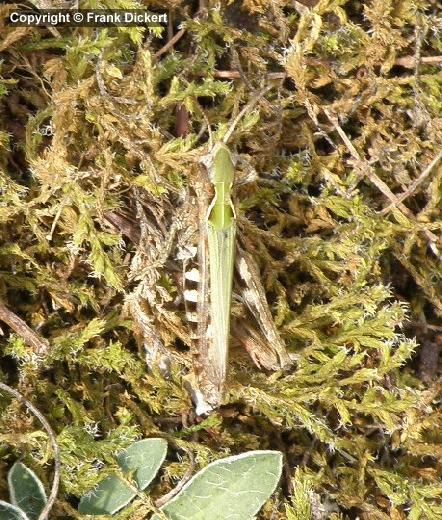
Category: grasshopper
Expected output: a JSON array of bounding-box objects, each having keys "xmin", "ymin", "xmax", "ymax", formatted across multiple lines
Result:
[
  {"xmin": 182, "ymin": 90, "xmax": 291, "ymax": 414},
  {"xmin": 122, "ymin": 87, "xmax": 291, "ymax": 414},
  {"xmin": 185, "ymin": 142, "xmax": 237, "ymax": 413}
]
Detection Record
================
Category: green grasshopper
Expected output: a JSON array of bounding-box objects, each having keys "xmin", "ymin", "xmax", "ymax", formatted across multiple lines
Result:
[
  {"xmin": 184, "ymin": 91, "xmax": 291, "ymax": 414},
  {"xmin": 123, "ymin": 88, "xmax": 291, "ymax": 415},
  {"xmin": 187, "ymin": 142, "xmax": 237, "ymax": 413}
]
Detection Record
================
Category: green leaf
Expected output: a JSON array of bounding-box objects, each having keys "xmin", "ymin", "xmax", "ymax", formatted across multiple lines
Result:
[
  {"xmin": 8, "ymin": 463, "xmax": 46, "ymax": 520},
  {"xmin": 78, "ymin": 475, "xmax": 136, "ymax": 515},
  {"xmin": 153, "ymin": 450, "xmax": 283, "ymax": 520},
  {"xmin": 117, "ymin": 438, "xmax": 167, "ymax": 491},
  {"xmin": 0, "ymin": 501, "xmax": 29, "ymax": 520}
]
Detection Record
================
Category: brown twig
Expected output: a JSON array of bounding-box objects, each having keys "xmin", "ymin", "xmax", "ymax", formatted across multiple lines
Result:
[
  {"xmin": 154, "ymin": 27, "xmax": 186, "ymax": 59},
  {"xmin": 324, "ymin": 108, "xmax": 405, "ymax": 204},
  {"xmin": 0, "ymin": 301, "xmax": 49, "ymax": 356},
  {"xmin": 395, "ymin": 55, "xmax": 442, "ymax": 69},
  {"xmin": 380, "ymin": 150, "xmax": 442, "ymax": 215},
  {"xmin": 104, "ymin": 211, "xmax": 141, "ymax": 244},
  {"xmin": 222, "ymin": 84, "xmax": 275, "ymax": 144},
  {"xmin": 0, "ymin": 382, "xmax": 61, "ymax": 520},
  {"xmin": 175, "ymin": 104, "xmax": 190, "ymax": 137},
  {"xmin": 324, "ymin": 108, "xmax": 417, "ymax": 206},
  {"xmin": 323, "ymin": 108, "xmax": 442, "ymax": 257},
  {"xmin": 213, "ymin": 70, "xmax": 287, "ymax": 80},
  {"xmin": 230, "ymin": 48, "xmax": 254, "ymax": 91},
  {"xmin": 154, "ymin": 451, "xmax": 195, "ymax": 508},
  {"xmin": 211, "ymin": 56, "xmax": 442, "ymax": 80}
]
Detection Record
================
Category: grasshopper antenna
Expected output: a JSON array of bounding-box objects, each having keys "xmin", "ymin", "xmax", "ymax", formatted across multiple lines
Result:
[
  {"xmin": 222, "ymin": 84, "xmax": 274, "ymax": 145},
  {"xmin": 198, "ymin": 107, "xmax": 213, "ymax": 148}
]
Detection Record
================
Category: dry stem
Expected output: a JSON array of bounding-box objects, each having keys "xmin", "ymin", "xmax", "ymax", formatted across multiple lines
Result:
[
  {"xmin": 0, "ymin": 301, "xmax": 49, "ymax": 356},
  {"xmin": 0, "ymin": 382, "xmax": 61, "ymax": 520}
]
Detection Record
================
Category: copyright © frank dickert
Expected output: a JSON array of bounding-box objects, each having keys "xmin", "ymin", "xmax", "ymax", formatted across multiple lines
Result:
[{"xmin": 8, "ymin": 9, "xmax": 168, "ymax": 27}]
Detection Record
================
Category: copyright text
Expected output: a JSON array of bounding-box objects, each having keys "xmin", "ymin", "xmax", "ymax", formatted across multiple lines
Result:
[{"xmin": 8, "ymin": 10, "xmax": 168, "ymax": 27}]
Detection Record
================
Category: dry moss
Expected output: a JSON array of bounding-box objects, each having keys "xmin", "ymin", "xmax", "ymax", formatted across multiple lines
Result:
[{"xmin": 1, "ymin": 1, "xmax": 442, "ymax": 518}]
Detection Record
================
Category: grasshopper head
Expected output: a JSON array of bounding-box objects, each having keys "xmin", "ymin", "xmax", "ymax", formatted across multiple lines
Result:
[{"xmin": 201, "ymin": 142, "xmax": 236, "ymax": 185}]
